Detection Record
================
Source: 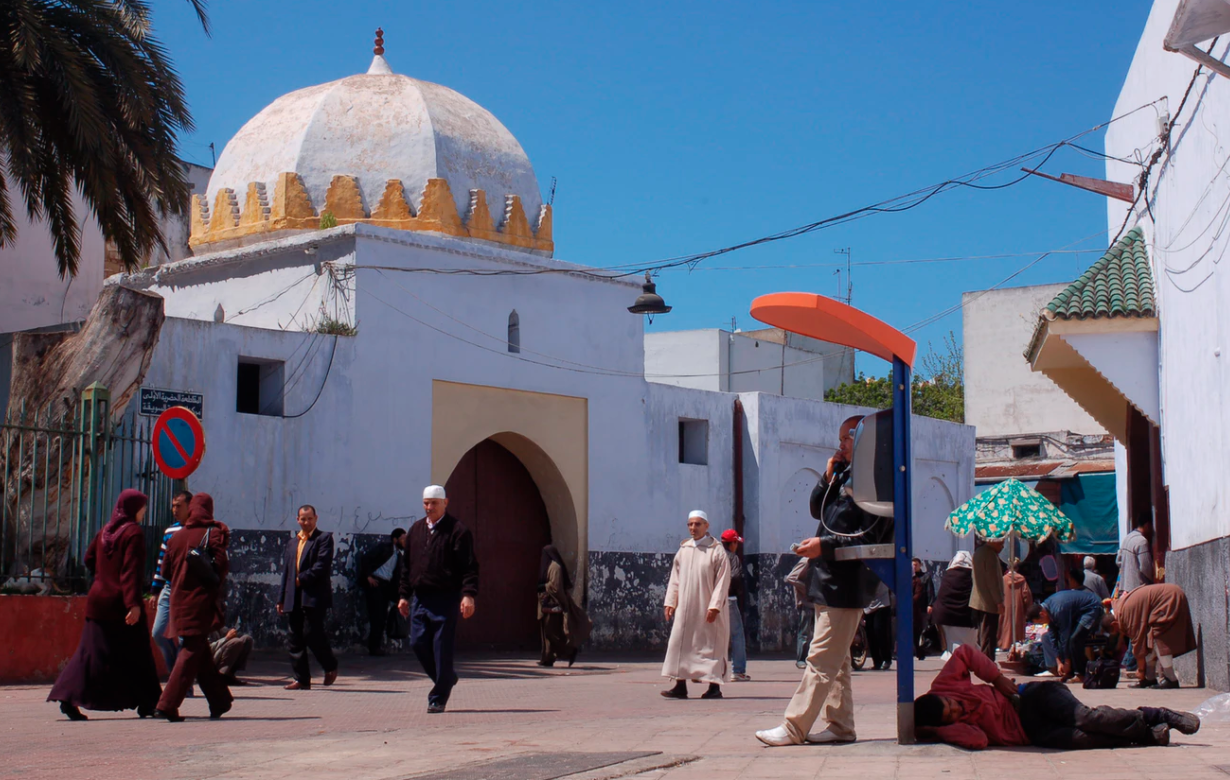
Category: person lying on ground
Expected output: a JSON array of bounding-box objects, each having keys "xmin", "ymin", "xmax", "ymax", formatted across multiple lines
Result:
[{"xmin": 914, "ymin": 644, "xmax": 1199, "ymax": 750}]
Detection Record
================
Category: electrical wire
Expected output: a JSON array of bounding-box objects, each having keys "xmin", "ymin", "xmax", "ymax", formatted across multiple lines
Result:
[
  {"xmin": 678, "ymin": 248, "xmax": 1103, "ymax": 273},
  {"xmin": 284, "ymin": 336, "xmax": 338, "ymax": 419},
  {"xmin": 900, "ymin": 228, "xmax": 1112, "ymax": 334},
  {"xmin": 346, "ymin": 100, "xmax": 1165, "ymax": 283}
]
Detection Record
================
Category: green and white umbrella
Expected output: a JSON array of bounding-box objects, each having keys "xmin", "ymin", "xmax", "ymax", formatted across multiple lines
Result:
[
  {"xmin": 945, "ymin": 478, "xmax": 1075, "ymax": 647},
  {"xmin": 946, "ymin": 478, "xmax": 1075, "ymax": 542}
]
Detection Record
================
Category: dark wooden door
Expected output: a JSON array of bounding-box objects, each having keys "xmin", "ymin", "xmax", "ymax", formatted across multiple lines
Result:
[{"xmin": 445, "ymin": 439, "xmax": 552, "ymax": 650}]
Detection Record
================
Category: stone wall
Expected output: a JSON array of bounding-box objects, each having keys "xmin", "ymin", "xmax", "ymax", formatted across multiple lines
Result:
[
  {"xmin": 586, "ymin": 550, "xmax": 949, "ymax": 655},
  {"xmin": 226, "ymin": 539, "xmax": 950, "ymax": 656},
  {"xmin": 1165, "ymin": 537, "xmax": 1230, "ymax": 691}
]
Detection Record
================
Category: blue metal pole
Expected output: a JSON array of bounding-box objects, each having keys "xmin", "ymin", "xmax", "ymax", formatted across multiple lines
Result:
[{"xmin": 892, "ymin": 356, "xmax": 915, "ymax": 744}]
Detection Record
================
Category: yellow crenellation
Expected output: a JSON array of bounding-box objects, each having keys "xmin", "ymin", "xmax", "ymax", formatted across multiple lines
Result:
[{"xmin": 189, "ymin": 173, "xmax": 553, "ymax": 255}]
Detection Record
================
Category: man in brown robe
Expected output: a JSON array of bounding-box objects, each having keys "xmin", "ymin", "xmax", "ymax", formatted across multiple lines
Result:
[
  {"xmin": 1112, "ymin": 583, "xmax": 1197, "ymax": 689},
  {"xmin": 997, "ymin": 563, "xmax": 1033, "ymax": 651}
]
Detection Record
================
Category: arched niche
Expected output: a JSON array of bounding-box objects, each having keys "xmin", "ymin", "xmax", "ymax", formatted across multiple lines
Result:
[{"xmin": 431, "ymin": 380, "xmax": 587, "ymax": 597}]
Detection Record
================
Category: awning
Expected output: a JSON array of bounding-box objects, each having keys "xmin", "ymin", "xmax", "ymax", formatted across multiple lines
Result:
[
  {"xmin": 1058, "ymin": 473, "xmax": 1120, "ymax": 555},
  {"xmin": 1026, "ymin": 227, "xmax": 1159, "ymax": 441}
]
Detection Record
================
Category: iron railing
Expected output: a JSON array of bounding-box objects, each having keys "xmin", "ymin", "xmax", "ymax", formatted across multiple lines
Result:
[{"xmin": 1, "ymin": 383, "xmax": 174, "ymax": 593}]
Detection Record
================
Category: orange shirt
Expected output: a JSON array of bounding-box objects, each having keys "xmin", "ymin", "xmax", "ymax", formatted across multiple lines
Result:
[{"xmin": 296, "ymin": 530, "xmax": 310, "ymax": 574}]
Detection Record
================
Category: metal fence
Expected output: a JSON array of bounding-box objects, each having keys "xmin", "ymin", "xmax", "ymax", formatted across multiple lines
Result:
[{"xmin": 1, "ymin": 383, "xmax": 175, "ymax": 593}]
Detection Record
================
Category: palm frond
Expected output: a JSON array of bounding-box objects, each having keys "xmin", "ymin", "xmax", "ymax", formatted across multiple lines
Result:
[{"xmin": 0, "ymin": 0, "xmax": 198, "ymax": 277}]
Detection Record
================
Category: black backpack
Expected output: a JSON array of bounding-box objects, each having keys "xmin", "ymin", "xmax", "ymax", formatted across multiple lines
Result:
[{"xmin": 1083, "ymin": 658, "xmax": 1121, "ymax": 689}]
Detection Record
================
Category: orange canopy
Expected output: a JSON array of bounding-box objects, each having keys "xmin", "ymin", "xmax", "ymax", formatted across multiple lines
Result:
[{"xmin": 750, "ymin": 292, "xmax": 916, "ymax": 368}]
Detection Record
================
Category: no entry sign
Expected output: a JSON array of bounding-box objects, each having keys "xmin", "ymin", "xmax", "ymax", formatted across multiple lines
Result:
[{"xmin": 151, "ymin": 406, "xmax": 206, "ymax": 480}]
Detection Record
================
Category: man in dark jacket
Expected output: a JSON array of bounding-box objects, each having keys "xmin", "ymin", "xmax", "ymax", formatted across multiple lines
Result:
[
  {"xmin": 278, "ymin": 505, "xmax": 339, "ymax": 691},
  {"xmin": 397, "ymin": 485, "xmax": 479, "ymax": 714},
  {"xmin": 1034, "ymin": 569, "xmax": 1105, "ymax": 682},
  {"xmin": 359, "ymin": 528, "xmax": 406, "ymax": 655},
  {"xmin": 757, "ymin": 414, "xmax": 892, "ymax": 747}
]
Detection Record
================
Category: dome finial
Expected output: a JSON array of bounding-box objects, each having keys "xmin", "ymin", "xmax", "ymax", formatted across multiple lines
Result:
[{"xmin": 367, "ymin": 28, "xmax": 392, "ymax": 74}]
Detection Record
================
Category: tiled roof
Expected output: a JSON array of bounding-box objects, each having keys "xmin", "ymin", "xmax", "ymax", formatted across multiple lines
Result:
[
  {"xmin": 975, "ymin": 462, "xmax": 1061, "ymax": 481},
  {"xmin": 1045, "ymin": 227, "xmax": 1155, "ymax": 321}
]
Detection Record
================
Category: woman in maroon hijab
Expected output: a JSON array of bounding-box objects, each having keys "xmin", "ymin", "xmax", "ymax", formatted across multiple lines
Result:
[
  {"xmin": 48, "ymin": 489, "xmax": 162, "ymax": 720},
  {"xmin": 154, "ymin": 492, "xmax": 233, "ymax": 721}
]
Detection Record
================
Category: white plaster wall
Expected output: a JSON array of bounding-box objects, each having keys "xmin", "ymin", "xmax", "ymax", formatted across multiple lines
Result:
[
  {"xmin": 644, "ymin": 330, "xmax": 724, "ymax": 391},
  {"xmin": 741, "ymin": 393, "xmax": 975, "ymax": 563},
  {"xmin": 1106, "ymin": 0, "xmax": 1230, "ymax": 549},
  {"xmin": 963, "ymin": 285, "xmax": 1106, "ymax": 438},
  {"xmin": 624, "ymin": 383, "xmax": 738, "ymax": 551},
  {"xmin": 0, "ymin": 190, "xmax": 105, "ymax": 333},
  {"xmin": 647, "ymin": 329, "xmax": 854, "ymax": 399},
  {"xmin": 134, "ymin": 227, "xmax": 974, "ymax": 564},
  {"xmin": 138, "ymin": 228, "xmax": 656, "ymax": 551}
]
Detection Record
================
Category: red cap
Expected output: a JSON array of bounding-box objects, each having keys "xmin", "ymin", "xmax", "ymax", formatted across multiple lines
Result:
[{"xmin": 721, "ymin": 529, "xmax": 743, "ymax": 544}]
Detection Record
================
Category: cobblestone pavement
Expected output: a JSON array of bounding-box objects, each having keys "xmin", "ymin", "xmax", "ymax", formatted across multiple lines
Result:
[{"xmin": 3, "ymin": 652, "xmax": 1226, "ymax": 780}]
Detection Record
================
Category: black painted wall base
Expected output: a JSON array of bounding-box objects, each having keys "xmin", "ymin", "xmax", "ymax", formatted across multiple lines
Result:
[
  {"xmin": 222, "ymin": 529, "xmax": 406, "ymax": 653},
  {"xmin": 217, "ymin": 534, "xmax": 948, "ymax": 657}
]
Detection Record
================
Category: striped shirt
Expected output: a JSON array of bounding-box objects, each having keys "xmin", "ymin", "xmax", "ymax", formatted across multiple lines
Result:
[{"xmin": 151, "ymin": 524, "xmax": 183, "ymax": 592}]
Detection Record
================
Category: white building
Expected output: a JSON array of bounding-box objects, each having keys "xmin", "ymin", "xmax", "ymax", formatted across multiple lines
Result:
[
  {"xmin": 1029, "ymin": 0, "xmax": 1230, "ymax": 688},
  {"xmin": 964, "ymin": 285, "xmax": 1117, "ymax": 558},
  {"xmin": 965, "ymin": 285, "xmax": 1107, "ymax": 439},
  {"xmin": 645, "ymin": 327, "xmax": 854, "ymax": 398},
  {"xmin": 114, "ymin": 44, "xmax": 975, "ymax": 651}
]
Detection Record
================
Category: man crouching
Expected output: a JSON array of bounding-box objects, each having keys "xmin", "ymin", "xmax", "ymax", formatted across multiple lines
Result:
[{"xmin": 914, "ymin": 644, "xmax": 1199, "ymax": 750}]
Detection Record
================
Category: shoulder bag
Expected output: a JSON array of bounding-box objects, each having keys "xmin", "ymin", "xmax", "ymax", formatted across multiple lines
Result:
[{"xmin": 186, "ymin": 527, "xmax": 220, "ymax": 589}]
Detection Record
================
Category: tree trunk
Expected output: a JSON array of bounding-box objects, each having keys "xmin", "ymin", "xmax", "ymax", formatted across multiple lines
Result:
[{"xmin": 2, "ymin": 285, "xmax": 165, "ymax": 585}]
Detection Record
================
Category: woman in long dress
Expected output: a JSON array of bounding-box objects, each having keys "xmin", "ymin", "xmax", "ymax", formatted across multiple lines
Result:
[
  {"xmin": 931, "ymin": 551, "xmax": 977, "ymax": 660},
  {"xmin": 537, "ymin": 545, "xmax": 591, "ymax": 667},
  {"xmin": 48, "ymin": 489, "xmax": 161, "ymax": 720}
]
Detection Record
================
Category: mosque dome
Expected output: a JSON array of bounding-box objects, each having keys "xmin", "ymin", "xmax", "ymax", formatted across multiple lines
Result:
[{"xmin": 191, "ymin": 32, "xmax": 552, "ymax": 255}]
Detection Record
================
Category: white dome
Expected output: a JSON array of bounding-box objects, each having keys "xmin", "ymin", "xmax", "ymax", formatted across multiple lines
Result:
[{"xmin": 206, "ymin": 56, "xmax": 543, "ymax": 222}]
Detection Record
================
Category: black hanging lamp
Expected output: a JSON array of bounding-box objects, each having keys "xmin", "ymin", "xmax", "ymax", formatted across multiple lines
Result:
[{"xmin": 628, "ymin": 271, "xmax": 672, "ymax": 318}]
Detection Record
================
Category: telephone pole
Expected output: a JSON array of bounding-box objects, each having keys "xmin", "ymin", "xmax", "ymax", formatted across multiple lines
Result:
[{"xmin": 833, "ymin": 247, "xmax": 852, "ymax": 305}]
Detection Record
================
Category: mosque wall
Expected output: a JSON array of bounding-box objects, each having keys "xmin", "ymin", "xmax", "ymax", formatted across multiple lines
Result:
[{"xmin": 134, "ymin": 229, "xmax": 975, "ymax": 652}]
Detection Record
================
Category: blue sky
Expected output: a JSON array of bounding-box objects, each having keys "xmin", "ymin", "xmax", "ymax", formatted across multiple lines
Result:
[{"xmin": 155, "ymin": 1, "xmax": 1155, "ymax": 376}]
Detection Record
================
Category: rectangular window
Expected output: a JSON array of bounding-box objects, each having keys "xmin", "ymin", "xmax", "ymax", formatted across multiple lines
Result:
[
  {"xmin": 236, "ymin": 357, "xmax": 285, "ymax": 416},
  {"xmin": 678, "ymin": 418, "xmax": 709, "ymax": 465},
  {"xmin": 1012, "ymin": 443, "xmax": 1042, "ymax": 459}
]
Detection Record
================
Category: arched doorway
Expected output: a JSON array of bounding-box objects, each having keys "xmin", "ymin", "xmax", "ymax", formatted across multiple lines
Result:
[{"xmin": 445, "ymin": 438, "xmax": 553, "ymax": 650}]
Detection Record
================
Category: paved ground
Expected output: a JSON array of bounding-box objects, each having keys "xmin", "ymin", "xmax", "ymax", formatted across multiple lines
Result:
[{"xmin": 4, "ymin": 652, "xmax": 1227, "ymax": 780}]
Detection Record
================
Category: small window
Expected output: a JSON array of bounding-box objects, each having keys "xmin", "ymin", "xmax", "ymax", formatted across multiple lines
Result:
[
  {"xmin": 236, "ymin": 357, "xmax": 285, "ymax": 416},
  {"xmin": 678, "ymin": 418, "xmax": 709, "ymax": 465},
  {"xmin": 508, "ymin": 311, "xmax": 521, "ymax": 354},
  {"xmin": 1012, "ymin": 443, "xmax": 1042, "ymax": 459}
]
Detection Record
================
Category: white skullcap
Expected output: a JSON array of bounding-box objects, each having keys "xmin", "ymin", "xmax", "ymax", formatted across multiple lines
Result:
[
  {"xmin": 1083, "ymin": 556, "xmax": 1096, "ymax": 569},
  {"xmin": 688, "ymin": 510, "xmax": 708, "ymax": 522},
  {"xmin": 423, "ymin": 485, "xmax": 447, "ymax": 500}
]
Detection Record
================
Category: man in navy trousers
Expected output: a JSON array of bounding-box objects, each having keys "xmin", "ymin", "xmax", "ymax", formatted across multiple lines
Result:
[
  {"xmin": 398, "ymin": 485, "xmax": 479, "ymax": 713},
  {"xmin": 278, "ymin": 504, "xmax": 339, "ymax": 690}
]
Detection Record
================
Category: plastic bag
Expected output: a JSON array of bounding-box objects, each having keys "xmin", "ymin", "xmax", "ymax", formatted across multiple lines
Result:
[{"xmin": 1194, "ymin": 692, "xmax": 1230, "ymax": 722}]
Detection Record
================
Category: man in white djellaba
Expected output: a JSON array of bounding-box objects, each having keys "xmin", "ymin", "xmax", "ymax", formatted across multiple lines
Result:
[{"xmin": 660, "ymin": 510, "xmax": 732, "ymax": 700}]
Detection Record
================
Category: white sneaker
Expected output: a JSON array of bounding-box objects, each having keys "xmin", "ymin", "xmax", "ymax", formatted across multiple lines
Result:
[
  {"xmin": 806, "ymin": 729, "xmax": 856, "ymax": 744},
  {"xmin": 755, "ymin": 726, "xmax": 801, "ymax": 746}
]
